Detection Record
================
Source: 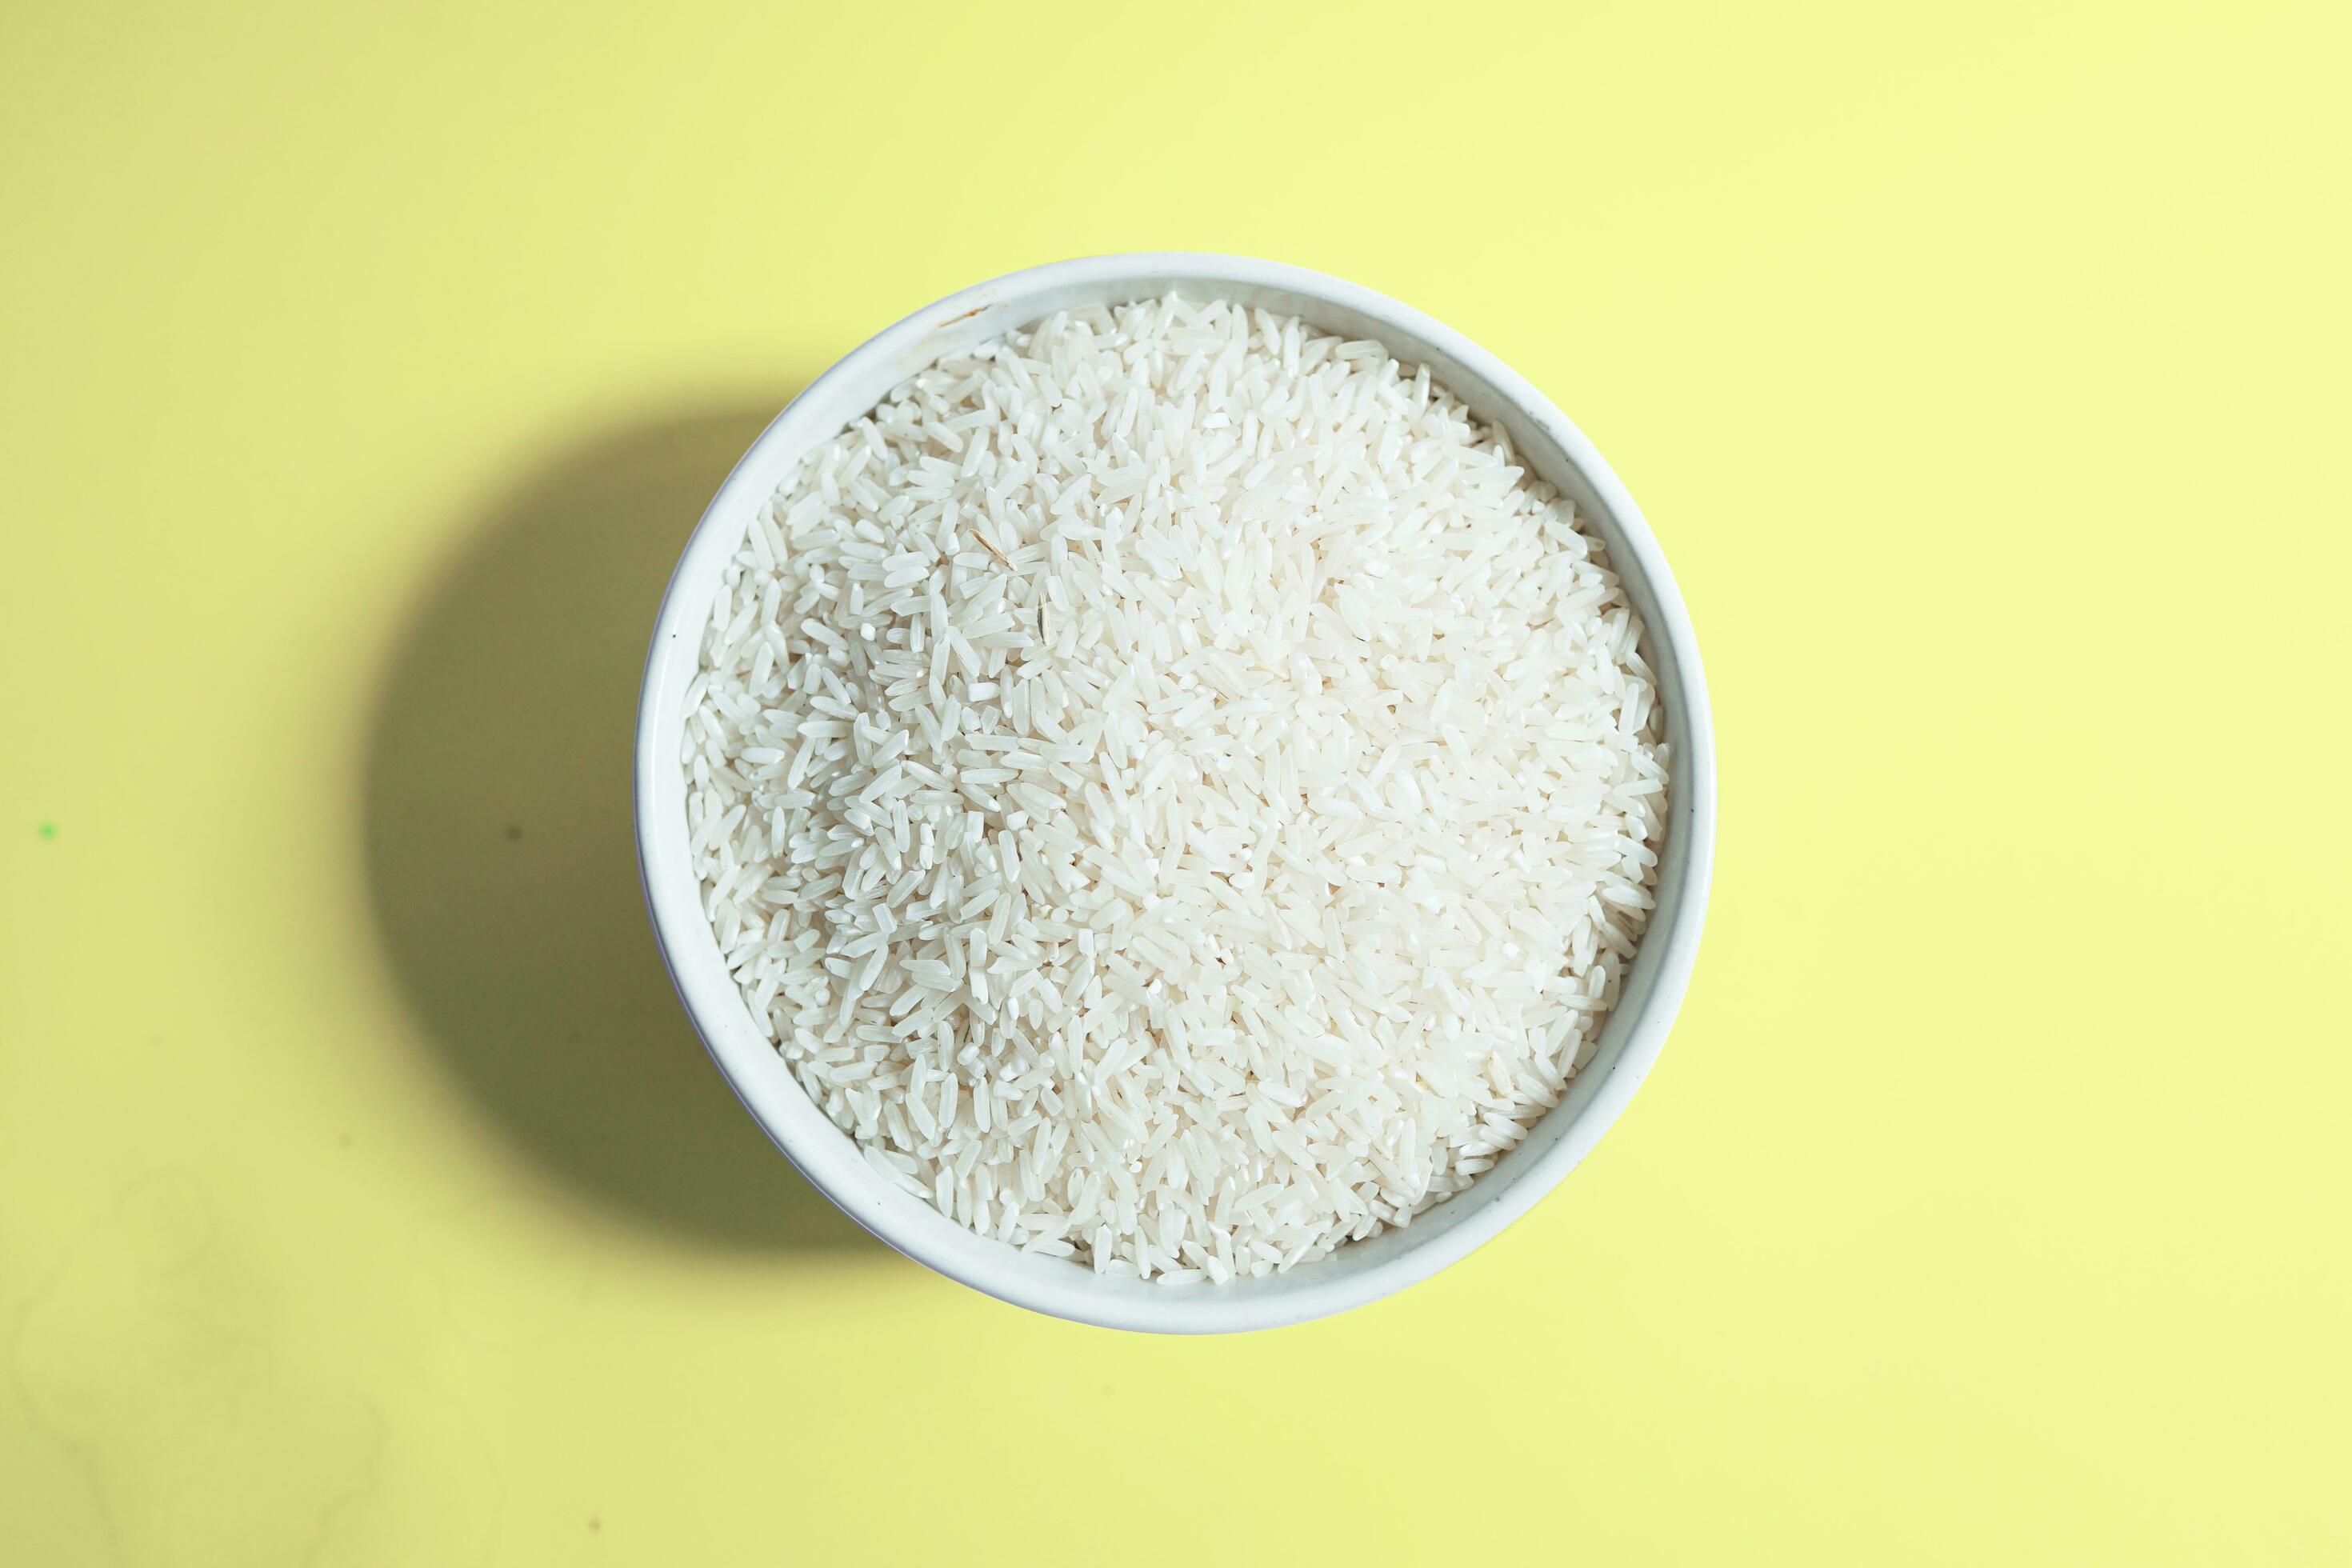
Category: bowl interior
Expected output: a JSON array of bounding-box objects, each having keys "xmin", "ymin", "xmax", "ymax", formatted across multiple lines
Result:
[{"xmin": 636, "ymin": 255, "xmax": 1712, "ymax": 1332}]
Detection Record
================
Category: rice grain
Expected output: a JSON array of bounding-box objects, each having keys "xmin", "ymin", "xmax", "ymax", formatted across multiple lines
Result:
[{"xmin": 687, "ymin": 295, "xmax": 1666, "ymax": 1281}]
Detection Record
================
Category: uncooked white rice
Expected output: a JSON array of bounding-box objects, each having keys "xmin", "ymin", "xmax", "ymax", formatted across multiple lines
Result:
[{"xmin": 686, "ymin": 295, "xmax": 1666, "ymax": 1282}]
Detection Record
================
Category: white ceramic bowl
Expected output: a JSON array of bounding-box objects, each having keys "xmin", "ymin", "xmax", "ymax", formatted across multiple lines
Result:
[{"xmin": 636, "ymin": 254, "xmax": 1715, "ymax": 1332}]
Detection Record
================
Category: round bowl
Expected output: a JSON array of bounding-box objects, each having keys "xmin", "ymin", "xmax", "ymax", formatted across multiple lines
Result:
[{"xmin": 635, "ymin": 253, "xmax": 1715, "ymax": 1332}]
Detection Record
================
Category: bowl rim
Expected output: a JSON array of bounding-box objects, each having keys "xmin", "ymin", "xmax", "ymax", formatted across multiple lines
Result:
[{"xmin": 634, "ymin": 252, "xmax": 1716, "ymax": 1332}]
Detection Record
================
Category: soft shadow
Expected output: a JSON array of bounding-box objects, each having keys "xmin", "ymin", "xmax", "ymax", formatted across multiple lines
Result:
[{"xmin": 365, "ymin": 396, "xmax": 878, "ymax": 1254}]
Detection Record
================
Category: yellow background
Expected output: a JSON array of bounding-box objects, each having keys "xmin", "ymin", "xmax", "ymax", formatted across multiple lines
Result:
[{"xmin": 4, "ymin": 1, "xmax": 2346, "ymax": 1562}]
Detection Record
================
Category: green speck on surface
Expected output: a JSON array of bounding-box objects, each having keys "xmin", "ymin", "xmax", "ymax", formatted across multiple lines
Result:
[{"xmin": 37, "ymin": 822, "xmax": 56, "ymax": 840}]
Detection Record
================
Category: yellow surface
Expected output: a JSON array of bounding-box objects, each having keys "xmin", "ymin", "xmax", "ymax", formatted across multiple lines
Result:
[{"xmin": 3, "ymin": 2, "xmax": 2347, "ymax": 1562}]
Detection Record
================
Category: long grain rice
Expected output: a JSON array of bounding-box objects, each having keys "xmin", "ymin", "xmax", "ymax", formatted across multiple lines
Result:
[{"xmin": 686, "ymin": 295, "xmax": 1666, "ymax": 1281}]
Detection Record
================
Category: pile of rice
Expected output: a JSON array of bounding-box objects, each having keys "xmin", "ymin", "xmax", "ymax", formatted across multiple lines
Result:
[{"xmin": 685, "ymin": 295, "xmax": 1666, "ymax": 1282}]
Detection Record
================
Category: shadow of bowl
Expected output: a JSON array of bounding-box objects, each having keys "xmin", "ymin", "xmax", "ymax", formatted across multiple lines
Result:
[{"xmin": 363, "ymin": 397, "xmax": 879, "ymax": 1254}]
